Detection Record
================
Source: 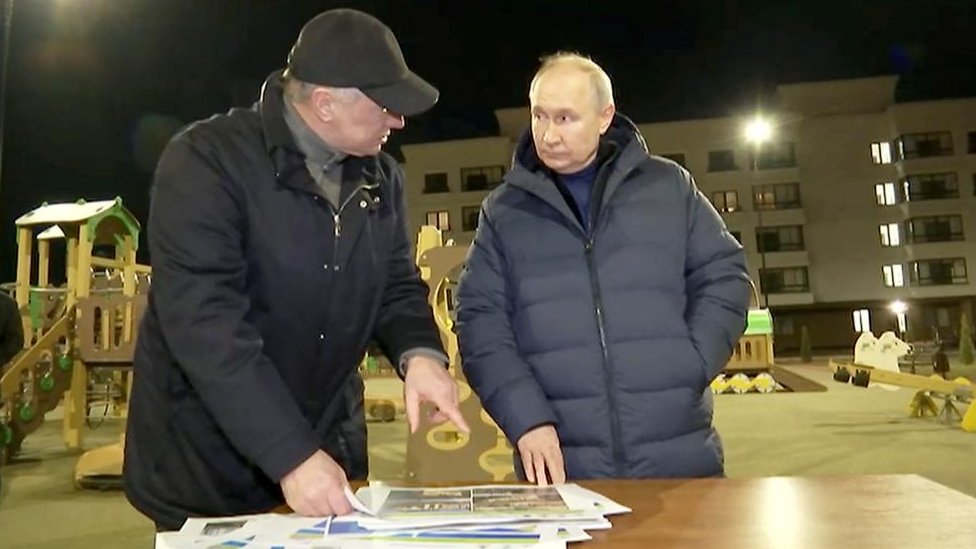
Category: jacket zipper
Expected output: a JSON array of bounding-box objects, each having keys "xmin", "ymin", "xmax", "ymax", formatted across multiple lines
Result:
[
  {"xmin": 583, "ymin": 236, "xmax": 624, "ymax": 476},
  {"xmin": 327, "ymin": 183, "xmax": 373, "ymax": 269}
]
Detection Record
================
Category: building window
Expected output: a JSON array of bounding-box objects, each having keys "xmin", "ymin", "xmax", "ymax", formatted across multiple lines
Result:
[
  {"xmin": 774, "ymin": 317, "xmax": 795, "ymax": 336},
  {"xmin": 902, "ymin": 173, "xmax": 959, "ymax": 201},
  {"xmin": 460, "ymin": 166, "xmax": 505, "ymax": 192},
  {"xmin": 753, "ymin": 183, "xmax": 801, "ymax": 210},
  {"xmin": 874, "ymin": 182, "xmax": 898, "ymax": 206},
  {"xmin": 897, "ymin": 132, "xmax": 953, "ymax": 159},
  {"xmin": 423, "ymin": 172, "xmax": 449, "ymax": 194},
  {"xmin": 906, "ymin": 215, "xmax": 964, "ymax": 244},
  {"xmin": 461, "ymin": 205, "xmax": 481, "ymax": 232},
  {"xmin": 968, "ymin": 131, "xmax": 976, "ymax": 154},
  {"xmin": 752, "ymin": 142, "xmax": 796, "ymax": 170},
  {"xmin": 756, "ymin": 225, "xmax": 804, "ymax": 252},
  {"xmin": 909, "ymin": 258, "xmax": 968, "ymax": 286},
  {"xmin": 879, "ymin": 223, "xmax": 901, "ymax": 247},
  {"xmin": 661, "ymin": 153, "xmax": 686, "ymax": 168},
  {"xmin": 425, "ymin": 210, "xmax": 450, "ymax": 231},
  {"xmin": 853, "ymin": 309, "xmax": 871, "ymax": 333},
  {"xmin": 759, "ymin": 267, "xmax": 809, "ymax": 294},
  {"xmin": 711, "ymin": 191, "xmax": 739, "ymax": 213},
  {"xmin": 882, "ymin": 264, "xmax": 905, "ymax": 287},
  {"xmin": 708, "ymin": 150, "xmax": 736, "ymax": 172},
  {"xmin": 870, "ymin": 141, "xmax": 893, "ymax": 165}
]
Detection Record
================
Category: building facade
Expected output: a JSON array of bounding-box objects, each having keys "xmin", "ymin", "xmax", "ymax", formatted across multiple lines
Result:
[{"xmin": 402, "ymin": 76, "xmax": 976, "ymax": 353}]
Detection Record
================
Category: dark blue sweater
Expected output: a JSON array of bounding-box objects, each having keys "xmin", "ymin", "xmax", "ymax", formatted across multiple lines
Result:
[{"xmin": 557, "ymin": 161, "xmax": 600, "ymax": 230}]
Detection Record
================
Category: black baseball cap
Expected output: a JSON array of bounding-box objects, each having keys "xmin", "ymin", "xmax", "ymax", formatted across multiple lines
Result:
[{"xmin": 286, "ymin": 9, "xmax": 439, "ymax": 116}]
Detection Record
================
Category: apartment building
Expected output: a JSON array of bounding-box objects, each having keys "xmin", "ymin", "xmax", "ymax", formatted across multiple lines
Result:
[{"xmin": 402, "ymin": 75, "xmax": 976, "ymax": 352}]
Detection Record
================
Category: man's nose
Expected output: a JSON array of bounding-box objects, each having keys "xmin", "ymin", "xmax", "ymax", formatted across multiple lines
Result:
[
  {"xmin": 543, "ymin": 125, "xmax": 560, "ymax": 144},
  {"xmin": 386, "ymin": 111, "xmax": 405, "ymax": 129}
]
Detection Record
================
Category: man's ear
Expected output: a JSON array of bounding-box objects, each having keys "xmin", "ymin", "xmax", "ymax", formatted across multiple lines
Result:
[
  {"xmin": 599, "ymin": 103, "xmax": 616, "ymax": 135},
  {"xmin": 310, "ymin": 87, "xmax": 337, "ymax": 122}
]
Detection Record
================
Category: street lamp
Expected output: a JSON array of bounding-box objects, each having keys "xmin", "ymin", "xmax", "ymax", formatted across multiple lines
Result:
[
  {"xmin": 745, "ymin": 118, "xmax": 772, "ymax": 145},
  {"xmin": 889, "ymin": 300, "xmax": 909, "ymax": 340},
  {"xmin": 745, "ymin": 116, "xmax": 772, "ymax": 308}
]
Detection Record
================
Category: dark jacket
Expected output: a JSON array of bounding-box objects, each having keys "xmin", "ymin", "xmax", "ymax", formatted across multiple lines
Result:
[
  {"xmin": 124, "ymin": 72, "xmax": 443, "ymax": 529},
  {"xmin": 456, "ymin": 114, "xmax": 751, "ymax": 479},
  {"xmin": 0, "ymin": 292, "xmax": 23, "ymax": 368}
]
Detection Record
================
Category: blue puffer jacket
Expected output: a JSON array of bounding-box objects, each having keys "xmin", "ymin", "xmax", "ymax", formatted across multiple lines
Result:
[{"xmin": 456, "ymin": 114, "xmax": 751, "ymax": 479}]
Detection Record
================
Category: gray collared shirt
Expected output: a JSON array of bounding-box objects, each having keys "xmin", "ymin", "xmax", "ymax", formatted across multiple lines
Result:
[{"xmin": 282, "ymin": 98, "xmax": 346, "ymax": 208}]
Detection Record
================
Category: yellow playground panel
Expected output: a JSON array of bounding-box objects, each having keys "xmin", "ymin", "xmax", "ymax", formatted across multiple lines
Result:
[
  {"xmin": 405, "ymin": 226, "xmax": 516, "ymax": 483},
  {"xmin": 0, "ymin": 198, "xmax": 149, "ymax": 487}
]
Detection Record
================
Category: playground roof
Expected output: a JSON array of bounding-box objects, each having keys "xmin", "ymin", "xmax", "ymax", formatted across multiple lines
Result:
[
  {"xmin": 37, "ymin": 225, "xmax": 66, "ymax": 240},
  {"xmin": 16, "ymin": 200, "xmax": 119, "ymax": 227},
  {"xmin": 14, "ymin": 198, "xmax": 141, "ymax": 248}
]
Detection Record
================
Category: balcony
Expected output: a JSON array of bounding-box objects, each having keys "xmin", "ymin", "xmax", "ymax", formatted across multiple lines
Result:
[
  {"xmin": 755, "ymin": 208, "xmax": 807, "ymax": 226},
  {"xmin": 767, "ymin": 292, "xmax": 815, "ymax": 307},
  {"xmin": 760, "ymin": 251, "xmax": 810, "ymax": 269}
]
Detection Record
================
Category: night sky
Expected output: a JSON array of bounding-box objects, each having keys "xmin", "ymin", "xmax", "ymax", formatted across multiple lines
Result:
[{"xmin": 1, "ymin": 0, "xmax": 974, "ymax": 282}]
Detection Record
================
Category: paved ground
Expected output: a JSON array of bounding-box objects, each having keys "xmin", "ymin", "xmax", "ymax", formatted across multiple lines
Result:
[{"xmin": 1, "ymin": 357, "xmax": 973, "ymax": 548}]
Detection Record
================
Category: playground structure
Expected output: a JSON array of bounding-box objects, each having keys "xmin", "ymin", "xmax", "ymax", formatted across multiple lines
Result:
[
  {"xmin": 711, "ymin": 303, "xmax": 779, "ymax": 394},
  {"xmin": 706, "ymin": 285, "xmax": 825, "ymax": 395},
  {"xmin": 0, "ymin": 198, "xmax": 148, "ymax": 487},
  {"xmin": 828, "ymin": 330, "xmax": 975, "ymax": 432},
  {"xmin": 829, "ymin": 360, "xmax": 975, "ymax": 432}
]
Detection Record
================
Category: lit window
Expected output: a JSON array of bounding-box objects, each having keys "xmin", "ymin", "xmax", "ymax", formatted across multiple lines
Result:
[
  {"xmin": 882, "ymin": 264, "xmax": 905, "ymax": 287},
  {"xmin": 711, "ymin": 190, "xmax": 739, "ymax": 213},
  {"xmin": 874, "ymin": 182, "xmax": 897, "ymax": 206},
  {"xmin": 870, "ymin": 141, "xmax": 893, "ymax": 164},
  {"xmin": 879, "ymin": 223, "xmax": 901, "ymax": 247},
  {"xmin": 852, "ymin": 309, "xmax": 871, "ymax": 333},
  {"xmin": 425, "ymin": 210, "xmax": 450, "ymax": 231}
]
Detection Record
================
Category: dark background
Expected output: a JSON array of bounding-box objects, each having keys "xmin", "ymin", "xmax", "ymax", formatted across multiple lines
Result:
[{"xmin": 1, "ymin": 0, "xmax": 973, "ymax": 282}]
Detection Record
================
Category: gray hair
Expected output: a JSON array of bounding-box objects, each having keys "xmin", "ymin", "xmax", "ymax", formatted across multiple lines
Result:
[
  {"xmin": 529, "ymin": 52, "xmax": 614, "ymax": 109},
  {"xmin": 282, "ymin": 69, "xmax": 359, "ymax": 105}
]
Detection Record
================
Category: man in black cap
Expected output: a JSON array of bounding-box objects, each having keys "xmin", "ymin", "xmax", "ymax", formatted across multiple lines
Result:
[{"xmin": 124, "ymin": 8, "xmax": 468, "ymax": 530}]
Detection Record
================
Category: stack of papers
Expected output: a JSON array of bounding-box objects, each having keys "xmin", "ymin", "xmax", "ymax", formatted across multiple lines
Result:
[{"xmin": 156, "ymin": 483, "xmax": 631, "ymax": 548}]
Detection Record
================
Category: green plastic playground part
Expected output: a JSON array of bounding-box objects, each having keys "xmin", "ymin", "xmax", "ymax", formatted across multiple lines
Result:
[
  {"xmin": 85, "ymin": 197, "xmax": 141, "ymax": 250},
  {"xmin": 0, "ymin": 425, "xmax": 11, "ymax": 446},
  {"xmin": 40, "ymin": 374, "xmax": 55, "ymax": 392},
  {"xmin": 57, "ymin": 354, "xmax": 72, "ymax": 372},
  {"xmin": 18, "ymin": 404, "xmax": 35, "ymax": 423},
  {"xmin": 29, "ymin": 290, "xmax": 45, "ymax": 331},
  {"xmin": 744, "ymin": 309, "xmax": 774, "ymax": 336}
]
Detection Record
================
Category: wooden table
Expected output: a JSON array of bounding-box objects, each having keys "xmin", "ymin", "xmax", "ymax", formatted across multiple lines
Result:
[
  {"xmin": 574, "ymin": 475, "xmax": 976, "ymax": 548},
  {"xmin": 293, "ymin": 475, "xmax": 975, "ymax": 548}
]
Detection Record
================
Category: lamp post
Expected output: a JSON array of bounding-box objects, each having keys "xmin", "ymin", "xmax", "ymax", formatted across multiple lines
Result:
[
  {"xmin": 889, "ymin": 300, "xmax": 909, "ymax": 341},
  {"xmin": 745, "ymin": 117, "xmax": 772, "ymax": 308}
]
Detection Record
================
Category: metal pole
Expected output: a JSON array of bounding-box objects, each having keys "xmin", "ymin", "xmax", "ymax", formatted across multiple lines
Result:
[
  {"xmin": 753, "ymin": 149, "xmax": 768, "ymax": 308},
  {"xmin": 0, "ymin": 0, "xmax": 13, "ymax": 209}
]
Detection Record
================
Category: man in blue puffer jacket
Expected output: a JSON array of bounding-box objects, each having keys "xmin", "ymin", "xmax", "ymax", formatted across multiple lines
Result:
[{"xmin": 455, "ymin": 52, "xmax": 751, "ymax": 484}]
